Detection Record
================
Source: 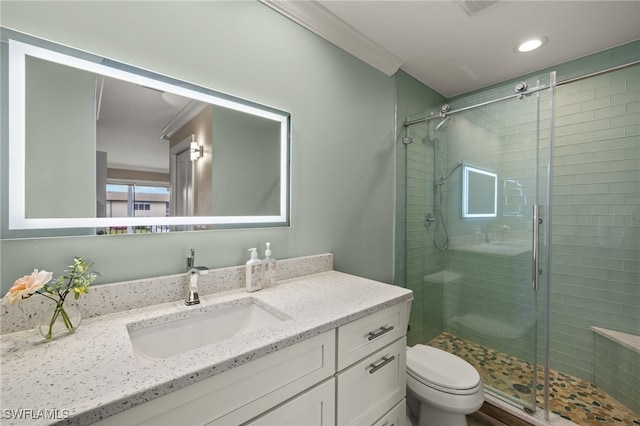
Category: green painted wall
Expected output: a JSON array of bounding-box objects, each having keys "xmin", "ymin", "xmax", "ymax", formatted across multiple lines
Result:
[
  {"xmin": 25, "ymin": 57, "xmax": 96, "ymax": 219},
  {"xmin": 211, "ymin": 107, "xmax": 281, "ymax": 216},
  {"xmin": 0, "ymin": 1, "xmax": 396, "ymax": 290}
]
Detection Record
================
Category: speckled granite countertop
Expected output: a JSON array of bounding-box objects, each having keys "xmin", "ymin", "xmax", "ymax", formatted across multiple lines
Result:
[{"xmin": 0, "ymin": 270, "xmax": 412, "ymax": 425}]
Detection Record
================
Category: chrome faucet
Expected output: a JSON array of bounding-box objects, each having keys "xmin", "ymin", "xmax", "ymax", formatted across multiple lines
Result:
[
  {"xmin": 185, "ymin": 249, "xmax": 208, "ymax": 306},
  {"xmin": 186, "ymin": 249, "xmax": 195, "ymax": 270},
  {"xmin": 483, "ymin": 224, "xmax": 491, "ymax": 243}
]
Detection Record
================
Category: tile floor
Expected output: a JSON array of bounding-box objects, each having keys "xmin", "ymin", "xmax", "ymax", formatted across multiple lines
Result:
[{"xmin": 429, "ymin": 332, "xmax": 640, "ymax": 426}]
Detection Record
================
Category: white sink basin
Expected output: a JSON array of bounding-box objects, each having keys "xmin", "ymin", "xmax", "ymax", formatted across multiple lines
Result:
[
  {"xmin": 127, "ymin": 298, "xmax": 287, "ymax": 362},
  {"xmin": 452, "ymin": 240, "xmax": 532, "ymax": 256}
]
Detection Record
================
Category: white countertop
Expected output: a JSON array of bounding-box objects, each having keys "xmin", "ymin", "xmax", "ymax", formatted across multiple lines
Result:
[
  {"xmin": 451, "ymin": 240, "xmax": 531, "ymax": 256},
  {"xmin": 449, "ymin": 234, "xmax": 532, "ymax": 257},
  {"xmin": 0, "ymin": 271, "xmax": 412, "ymax": 425}
]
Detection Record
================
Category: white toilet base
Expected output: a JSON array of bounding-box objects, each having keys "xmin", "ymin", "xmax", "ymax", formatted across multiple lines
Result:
[
  {"xmin": 418, "ymin": 400, "xmax": 469, "ymax": 426},
  {"xmin": 406, "ymin": 344, "xmax": 484, "ymax": 426},
  {"xmin": 406, "ymin": 379, "xmax": 483, "ymax": 426}
]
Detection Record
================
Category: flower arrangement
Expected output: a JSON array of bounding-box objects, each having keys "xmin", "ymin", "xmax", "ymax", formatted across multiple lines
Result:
[{"xmin": 2, "ymin": 257, "xmax": 99, "ymax": 339}]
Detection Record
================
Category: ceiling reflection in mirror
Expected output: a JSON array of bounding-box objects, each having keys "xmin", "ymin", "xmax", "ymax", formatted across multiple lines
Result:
[{"xmin": 5, "ymin": 30, "xmax": 290, "ymax": 234}]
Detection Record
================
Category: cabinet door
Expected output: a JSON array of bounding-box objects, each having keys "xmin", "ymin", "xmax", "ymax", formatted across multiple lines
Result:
[
  {"xmin": 372, "ymin": 399, "xmax": 406, "ymax": 426},
  {"xmin": 336, "ymin": 337, "xmax": 406, "ymax": 426},
  {"xmin": 244, "ymin": 379, "xmax": 335, "ymax": 426}
]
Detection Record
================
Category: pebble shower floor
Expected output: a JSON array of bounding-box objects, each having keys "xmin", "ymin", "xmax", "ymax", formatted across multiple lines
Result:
[{"xmin": 429, "ymin": 332, "xmax": 640, "ymax": 426}]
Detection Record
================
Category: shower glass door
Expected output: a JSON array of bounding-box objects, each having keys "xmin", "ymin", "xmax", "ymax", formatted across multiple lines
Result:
[{"xmin": 426, "ymin": 73, "xmax": 553, "ymax": 414}]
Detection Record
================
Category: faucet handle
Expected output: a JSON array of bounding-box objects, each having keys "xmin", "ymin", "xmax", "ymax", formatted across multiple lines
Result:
[{"xmin": 186, "ymin": 248, "xmax": 195, "ymax": 269}]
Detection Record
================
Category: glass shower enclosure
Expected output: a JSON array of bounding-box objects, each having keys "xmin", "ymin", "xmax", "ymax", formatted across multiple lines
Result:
[
  {"xmin": 397, "ymin": 61, "xmax": 640, "ymax": 424},
  {"xmin": 421, "ymin": 73, "xmax": 553, "ymax": 414}
]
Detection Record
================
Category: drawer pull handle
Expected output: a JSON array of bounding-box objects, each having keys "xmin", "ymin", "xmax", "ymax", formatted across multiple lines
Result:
[
  {"xmin": 368, "ymin": 355, "xmax": 396, "ymax": 374},
  {"xmin": 367, "ymin": 325, "xmax": 394, "ymax": 341}
]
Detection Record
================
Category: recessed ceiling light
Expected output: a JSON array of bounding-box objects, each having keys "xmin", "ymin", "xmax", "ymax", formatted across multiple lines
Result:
[{"xmin": 516, "ymin": 37, "xmax": 548, "ymax": 53}]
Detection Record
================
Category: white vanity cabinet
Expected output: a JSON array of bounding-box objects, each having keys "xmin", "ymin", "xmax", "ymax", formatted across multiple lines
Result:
[
  {"xmin": 94, "ymin": 331, "xmax": 336, "ymax": 426},
  {"xmin": 371, "ymin": 400, "xmax": 406, "ymax": 426},
  {"xmin": 244, "ymin": 379, "xmax": 335, "ymax": 426},
  {"xmin": 248, "ymin": 302, "xmax": 409, "ymax": 426},
  {"xmin": 0, "ymin": 264, "xmax": 415, "ymax": 426},
  {"xmin": 93, "ymin": 302, "xmax": 409, "ymax": 426},
  {"xmin": 336, "ymin": 303, "xmax": 408, "ymax": 426}
]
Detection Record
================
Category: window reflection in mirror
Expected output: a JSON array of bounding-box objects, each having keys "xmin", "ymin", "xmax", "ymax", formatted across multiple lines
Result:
[
  {"xmin": 5, "ymin": 31, "xmax": 290, "ymax": 233},
  {"xmin": 462, "ymin": 165, "xmax": 498, "ymax": 218},
  {"xmin": 503, "ymin": 179, "xmax": 526, "ymax": 217}
]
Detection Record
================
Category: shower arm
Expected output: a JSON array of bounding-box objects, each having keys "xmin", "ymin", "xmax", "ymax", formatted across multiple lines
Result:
[{"xmin": 438, "ymin": 161, "xmax": 463, "ymax": 184}]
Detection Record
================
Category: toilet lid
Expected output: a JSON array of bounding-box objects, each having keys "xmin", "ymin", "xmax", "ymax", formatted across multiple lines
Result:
[{"xmin": 407, "ymin": 345, "xmax": 480, "ymax": 391}]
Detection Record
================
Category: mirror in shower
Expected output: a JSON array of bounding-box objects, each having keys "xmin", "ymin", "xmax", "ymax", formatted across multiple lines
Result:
[{"xmin": 462, "ymin": 165, "xmax": 497, "ymax": 218}]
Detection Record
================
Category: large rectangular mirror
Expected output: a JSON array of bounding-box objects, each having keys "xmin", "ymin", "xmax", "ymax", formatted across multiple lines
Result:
[
  {"xmin": 5, "ymin": 30, "xmax": 290, "ymax": 232},
  {"xmin": 462, "ymin": 164, "xmax": 497, "ymax": 218}
]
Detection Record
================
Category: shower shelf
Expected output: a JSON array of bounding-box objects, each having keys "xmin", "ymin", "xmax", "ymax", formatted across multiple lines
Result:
[{"xmin": 591, "ymin": 326, "xmax": 640, "ymax": 354}]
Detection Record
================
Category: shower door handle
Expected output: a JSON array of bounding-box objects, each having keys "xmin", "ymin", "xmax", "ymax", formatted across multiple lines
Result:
[{"xmin": 532, "ymin": 204, "xmax": 541, "ymax": 291}]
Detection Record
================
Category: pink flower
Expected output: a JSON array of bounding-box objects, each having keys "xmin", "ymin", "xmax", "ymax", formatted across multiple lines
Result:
[{"xmin": 2, "ymin": 269, "xmax": 53, "ymax": 305}]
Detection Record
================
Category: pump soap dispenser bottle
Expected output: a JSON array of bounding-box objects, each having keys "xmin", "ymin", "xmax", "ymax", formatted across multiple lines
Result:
[
  {"xmin": 263, "ymin": 242, "xmax": 277, "ymax": 288},
  {"xmin": 245, "ymin": 248, "xmax": 263, "ymax": 292}
]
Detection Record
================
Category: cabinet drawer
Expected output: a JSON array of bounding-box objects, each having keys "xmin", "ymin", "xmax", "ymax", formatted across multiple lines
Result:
[
  {"xmin": 96, "ymin": 331, "xmax": 335, "ymax": 426},
  {"xmin": 244, "ymin": 379, "xmax": 335, "ymax": 426},
  {"xmin": 337, "ymin": 303, "xmax": 407, "ymax": 370},
  {"xmin": 336, "ymin": 337, "xmax": 406, "ymax": 426},
  {"xmin": 372, "ymin": 399, "xmax": 406, "ymax": 426}
]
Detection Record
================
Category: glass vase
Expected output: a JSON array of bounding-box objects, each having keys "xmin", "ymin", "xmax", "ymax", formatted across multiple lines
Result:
[{"xmin": 37, "ymin": 301, "xmax": 82, "ymax": 340}]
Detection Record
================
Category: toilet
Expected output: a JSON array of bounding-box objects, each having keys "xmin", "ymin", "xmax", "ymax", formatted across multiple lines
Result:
[{"xmin": 406, "ymin": 344, "xmax": 484, "ymax": 426}]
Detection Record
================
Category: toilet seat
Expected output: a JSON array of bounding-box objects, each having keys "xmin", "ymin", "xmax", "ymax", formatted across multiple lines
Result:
[{"xmin": 407, "ymin": 345, "xmax": 481, "ymax": 395}]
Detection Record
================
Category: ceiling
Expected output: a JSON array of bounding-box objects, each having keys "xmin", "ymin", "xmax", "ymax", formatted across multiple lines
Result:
[
  {"xmin": 97, "ymin": 77, "xmax": 204, "ymax": 173},
  {"xmin": 94, "ymin": 1, "xmax": 640, "ymax": 174},
  {"xmin": 263, "ymin": 0, "xmax": 640, "ymax": 97}
]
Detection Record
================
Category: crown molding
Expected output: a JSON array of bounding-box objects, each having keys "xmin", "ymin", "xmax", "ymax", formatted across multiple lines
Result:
[
  {"xmin": 260, "ymin": 0, "xmax": 404, "ymax": 76},
  {"xmin": 160, "ymin": 100, "xmax": 208, "ymax": 140}
]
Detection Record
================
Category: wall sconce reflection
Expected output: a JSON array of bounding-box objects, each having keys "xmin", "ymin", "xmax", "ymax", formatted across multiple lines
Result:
[{"xmin": 190, "ymin": 138, "xmax": 203, "ymax": 161}]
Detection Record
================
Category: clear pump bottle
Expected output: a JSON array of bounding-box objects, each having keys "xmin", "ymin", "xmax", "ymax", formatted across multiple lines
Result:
[{"xmin": 263, "ymin": 242, "xmax": 277, "ymax": 288}]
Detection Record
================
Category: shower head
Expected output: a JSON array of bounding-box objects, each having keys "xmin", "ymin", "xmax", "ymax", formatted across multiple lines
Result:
[{"xmin": 435, "ymin": 116, "xmax": 452, "ymax": 133}]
